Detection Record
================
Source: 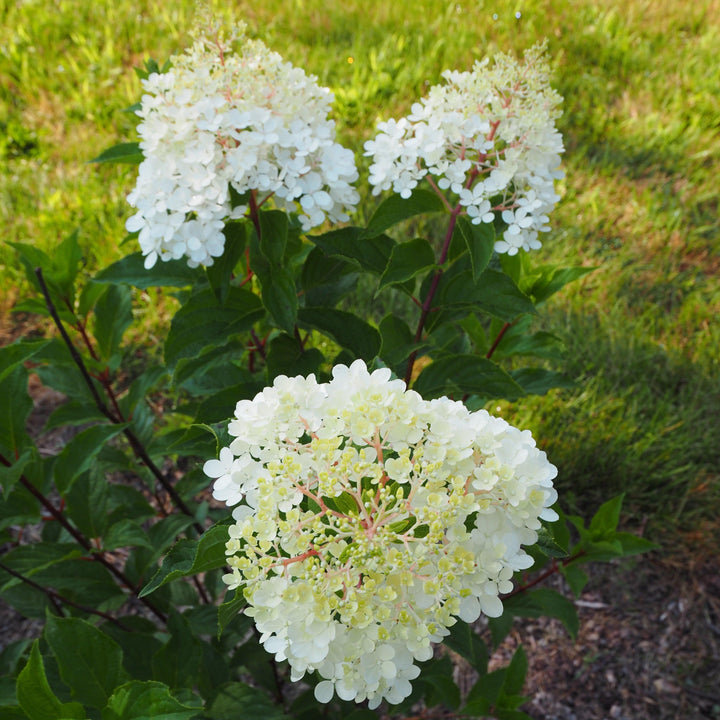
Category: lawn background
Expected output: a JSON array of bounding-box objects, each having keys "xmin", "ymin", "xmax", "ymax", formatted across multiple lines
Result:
[{"xmin": 1, "ymin": 0, "xmax": 718, "ymax": 547}]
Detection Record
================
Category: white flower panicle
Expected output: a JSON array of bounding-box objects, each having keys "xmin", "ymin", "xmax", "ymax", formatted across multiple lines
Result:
[
  {"xmin": 126, "ymin": 24, "xmax": 359, "ymax": 269},
  {"xmin": 204, "ymin": 360, "xmax": 558, "ymax": 708},
  {"xmin": 364, "ymin": 43, "xmax": 564, "ymax": 256}
]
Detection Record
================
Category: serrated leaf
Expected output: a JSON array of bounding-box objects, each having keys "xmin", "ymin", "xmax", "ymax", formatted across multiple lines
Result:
[
  {"xmin": 589, "ymin": 493, "xmax": 624, "ymax": 537},
  {"xmin": 206, "ymin": 681, "xmax": 292, "ymax": 720},
  {"xmin": 504, "ymin": 588, "xmax": 579, "ymax": 639},
  {"xmin": 151, "ymin": 611, "xmax": 204, "ymax": 690},
  {"xmin": 438, "ymin": 268, "xmax": 536, "ymax": 322},
  {"xmin": 164, "ymin": 287, "xmax": 264, "ymax": 367},
  {"xmin": 298, "ymin": 308, "xmax": 380, "ymax": 361},
  {"xmin": 535, "ymin": 526, "xmax": 569, "ymax": 559},
  {"xmin": 93, "ymin": 284, "xmax": 133, "ymax": 362},
  {"xmin": 363, "ymin": 188, "xmax": 445, "ymax": 238},
  {"xmin": 43, "ymin": 401, "xmax": 107, "ymax": 432},
  {"xmin": 102, "ymin": 680, "xmax": 199, "ymax": 720},
  {"xmin": 140, "ymin": 522, "xmax": 230, "ymax": 597},
  {"xmin": 322, "ymin": 491, "xmax": 359, "ymax": 516},
  {"xmin": 257, "ymin": 209, "xmax": 288, "ymax": 265},
  {"xmin": 0, "ymin": 365, "xmax": 33, "ymax": 458},
  {"xmin": 503, "ymin": 645, "xmax": 528, "ymax": 696},
  {"xmin": 217, "ymin": 589, "xmax": 247, "ymax": 638},
  {"xmin": 95, "ymin": 253, "xmax": 203, "ymax": 289},
  {"xmin": 309, "ymin": 227, "xmax": 396, "ymax": 275},
  {"xmin": 561, "ymin": 564, "xmax": 589, "ymax": 596},
  {"xmin": 526, "ymin": 265, "xmax": 595, "ymax": 303},
  {"xmin": 0, "ymin": 340, "xmax": 50, "ymax": 383},
  {"xmin": 613, "ymin": 532, "xmax": 658, "ymax": 555},
  {"xmin": 53, "ymin": 424, "xmax": 127, "ymax": 495},
  {"xmin": 511, "ymin": 368, "xmax": 575, "ymax": 396},
  {"xmin": 193, "ymin": 381, "xmax": 264, "ymax": 424},
  {"xmin": 16, "ymin": 642, "xmax": 85, "ymax": 720},
  {"xmin": 0, "ymin": 543, "xmax": 81, "ymax": 591},
  {"xmin": 0, "ymin": 447, "xmax": 36, "ymax": 500},
  {"xmin": 456, "ymin": 215, "xmax": 494, "ymax": 281},
  {"xmin": 206, "ymin": 221, "xmax": 247, "ymax": 304},
  {"xmin": 443, "ymin": 621, "xmax": 488, "ymax": 673},
  {"xmin": 265, "ymin": 334, "xmax": 324, "ymax": 381},
  {"xmin": 103, "ymin": 519, "xmax": 154, "ymax": 552},
  {"xmin": 378, "ymin": 237, "xmax": 436, "ymax": 292},
  {"xmin": 45, "ymin": 615, "xmax": 127, "ymax": 709},
  {"xmin": 413, "ymin": 354, "xmax": 525, "ymax": 400},
  {"xmin": 90, "ymin": 142, "xmax": 143, "ymax": 164},
  {"xmin": 300, "ymin": 247, "xmax": 358, "ymax": 307}
]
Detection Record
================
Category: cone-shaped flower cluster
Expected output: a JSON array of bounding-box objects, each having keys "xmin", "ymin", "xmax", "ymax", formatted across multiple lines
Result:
[
  {"xmin": 364, "ymin": 43, "xmax": 564, "ymax": 255},
  {"xmin": 205, "ymin": 360, "xmax": 558, "ymax": 708},
  {"xmin": 126, "ymin": 25, "xmax": 359, "ymax": 269}
]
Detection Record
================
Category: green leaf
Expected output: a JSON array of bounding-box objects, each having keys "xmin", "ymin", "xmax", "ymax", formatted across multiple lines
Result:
[
  {"xmin": 308, "ymin": 227, "xmax": 396, "ymax": 275},
  {"xmin": 496, "ymin": 328, "xmax": 565, "ymax": 361},
  {"xmin": 257, "ymin": 265, "xmax": 298, "ymax": 334},
  {"xmin": 206, "ymin": 221, "xmax": 247, "ymax": 304},
  {"xmin": 535, "ymin": 526, "xmax": 569, "ymax": 559},
  {"xmin": 54, "ymin": 231, "xmax": 83, "ymax": 301},
  {"xmin": 378, "ymin": 237, "xmax": 436, "ymax": 292},
  {"xmin": 217, "ymin": 589, "xmax": 247, "ymax": 638},
  {"xmin": 140, "ymin": 522, "xmax": 230, "ymax": 597},
  {"xmin": 95, "ymin": 253, "xmax": 203, "ymax": 289},
  {"xmin": 164, "ymin": 424, "xmax": 220, "ymax": 458},
  {"xmin": 45, "ymin": 615, "xmax": 127, "ymax": 709},
  {"xmin": 53, "ymin": 424, "xmax": 128, "ymax": 495},
  {"xmin": 16, "ymin": 642, "xmax": 85, "ymax": 720},
  {"xmin": 193, "ymin": 381, "xmax": 264, "ymax": 424},
  {"xmin": 0, "ymin": 340, "xmax": 50, "ymax": 383},
  {"xmin": 164, "ymin": 287, "xmax": 264, "ymax": 368},
  {"xmin": 413, "ymin": 354, "xmax": 525, "ymax": 400},
  {"xmin": 151, "ymin": 611, "xmax": 203, "ymax": 691},
  {"xmin": 418, "ymin": 655, "xmax": 460, "ymax": 710},
  {"xmin": 265, "ymin": 334, "xmax": 324, "ymax": 380},
  {"xmin": 589, "ymin": 493, "xmax": 624, "ymax": 537},
  {"xmin": 561, "ymin": 564, "xmax": 589, "ymax": 596},
  {"xmin": 43, "ymin": 401, "xmax": 107, "ymax": 432},
  {"xmin": 511, "ymin": 368, "xmax": 575, "ymax": 396},
  {"xmin": 438, "ymin": 268, "xmax": 536, "ymax": 322},
  {"xmin": 90, "ymin": 142, "xmax": 143, "ymax": 164},
  {"xmin": 0, "ymin": 365, "xmax": 33, "ymax": 457},
  {"xmin": 0, "ymin": 447, "xmax": 36, "ymax": 500},
  {"xmin": 103, "ymin": 519, "xmax": 154, "ymax": 552},
  {"xmin": 93, "ymin": 284, "xmax": 133, "ymax": 362},
  {"xmin": 504, "ymin": 645, "xmax": 528, "ymax": 696},
  {"xmin": 206, "ymin": 681, "xmax": 292, "ymax": 720},
  {"xmin": 456, "ymin": 216, "xmax": 494, "ymax": 281},
  {"xmin": 300, "ymin": 247, "xmax": 358, "ymax": 307},
  {"xmin": 443, "ymin": 621, "xmax": 488, "ymax": 673},
  {"xmin": 363, "ymin": 188, "xmax": 445, "ymax": 238},
  {"xmin": 322, "ymin": 491, "xmax": 359, "ymax": 516},
  {"xmin": 257, "ymin": 209, "xmax": 289, "ymax": 265},
  {"xmin": 102, "ymin": 680, "xmax": 199, "ymax": 720},
  {"xmin": 0, "ymin": 543, "xmax": 81, "ymax": 591},
  {"xmin": 526, "ymin": 265, "xmax": 595, "ymax": 303},
  {"xmin": 504, "ymin": 588, "xmax": 579, "ymax": 640},
  {"xmin": 487, "ymin": 612, "xmax": 514, "ymax": 648},
  {"xmin": 614, "ymin": 532, "xmax": 658, "ymax": 556},
  {"xmin": 298, "ymin": 308, "xmax": 381, "ymax": 361}
]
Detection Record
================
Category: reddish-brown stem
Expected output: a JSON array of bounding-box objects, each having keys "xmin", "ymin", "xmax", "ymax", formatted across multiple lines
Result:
[
  {"xmin": 34, "ymin": 268, "xmax": 203, "ymax": 535},
  {"xmin": 249, "ymin": 329, "xmax": 267, "ymax": 361},
  {"xmin": 486, "ymin": 321, "xmax": 513, "ymax": 359},
  {"xmin": 0, "ymin": 560, "xmax": 132, "ymax": 630},
  {"xmin": 0, "ymin": 454, "xmax": 167, "ymax": 623},
  {"xmin": 403, "ymin": 204, "xmax": 463, "ymax": 386},
  {"xmin": 503, "ymin": 550, "xmax": 588, "ymax": 600}
]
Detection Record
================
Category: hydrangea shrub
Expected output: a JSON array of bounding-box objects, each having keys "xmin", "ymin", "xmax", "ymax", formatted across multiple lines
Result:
[{"xmin": 0, "ymin": 19, "xmax": 655, "ymax": 720}]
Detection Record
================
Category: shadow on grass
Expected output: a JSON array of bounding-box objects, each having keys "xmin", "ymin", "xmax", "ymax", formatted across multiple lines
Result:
[{"xmin": 506, "ymin": 308, "xmax": 720, "ymax": 544}]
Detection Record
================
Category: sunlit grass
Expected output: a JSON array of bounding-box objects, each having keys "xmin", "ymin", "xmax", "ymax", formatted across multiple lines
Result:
[{"xmin": 1, "ymin": 0, "xmax": 718, "ymax": 541}]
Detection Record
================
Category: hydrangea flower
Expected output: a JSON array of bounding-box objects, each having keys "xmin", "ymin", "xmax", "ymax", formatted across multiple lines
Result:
[
  {"xmin": 364, "ymin": 43, "xmax": 564, "ymax": 255},
  {"xmin": 205, "ymin": 360, "xmax": 558, "ymax": 708},
  {"xmin": 126, "ymin": 24, "xmax": 359, "ymax": 269}
]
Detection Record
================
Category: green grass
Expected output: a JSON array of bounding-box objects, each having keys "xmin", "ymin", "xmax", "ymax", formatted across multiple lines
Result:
[{"xmin": 1, "ymin": 0, "xmax": 718, "ymax": 545}]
